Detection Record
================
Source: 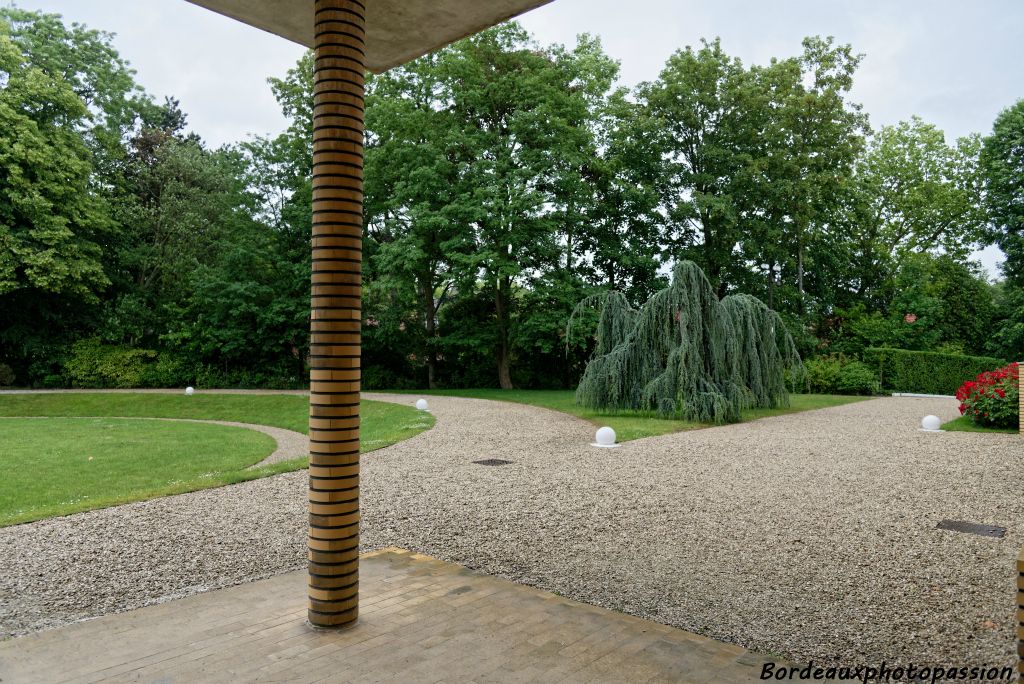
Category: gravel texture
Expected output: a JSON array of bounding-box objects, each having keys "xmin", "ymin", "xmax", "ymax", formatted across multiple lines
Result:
[
  {"xmin": 205, "ymin": 420, "xmax": 306, "ymax": 467},
  {"xmin": 0, "ymin": 393, "xmax": 1020, "ymax": 670}
]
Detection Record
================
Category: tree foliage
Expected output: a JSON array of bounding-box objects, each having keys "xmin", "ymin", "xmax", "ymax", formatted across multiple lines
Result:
[
  {"xmin": 573, "ymin": 262, "xmax": 803, "ymax": 422},
  {"xmin": 0, "ymin": 7, "xmax": 1015, "ymax": 391},
  {"xmin": 981, "ymin": 99, "xmax": 1024, "ymax": 285}
]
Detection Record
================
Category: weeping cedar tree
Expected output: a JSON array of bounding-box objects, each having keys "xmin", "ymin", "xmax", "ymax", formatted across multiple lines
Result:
[{"xmin": 570, "ymin": 262, "xmax": 804, "ymax": 423}]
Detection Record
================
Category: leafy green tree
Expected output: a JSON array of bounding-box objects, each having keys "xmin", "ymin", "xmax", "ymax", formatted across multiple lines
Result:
[
  {"xmin": 0, "ymin": 26, "xmax": 114, "ymax": 376},
  {"xmin": 239, "ymin": 53, "xmax": 315, "ymax": 378},
  {"xmin": 747, "ymin": 38, "xmax": 867, "ymax": 315},
  {"xmin": 988, "ymin": 284, "xmax": 1024, "ymax": 360},
  {"xmin": 0, "ymin": 30, "xmax": 111, "ymax": 299},
  {"xmin": 105, "ymin": 134, "xmax": 247, "ymax": 340},
  {"xmin": 847, "ymin": 118, "xmax": 985, "ymax": 302},
  {"xmin": 582, "ymin": 89, "xmax": 666, "ymax": 302},
  {"xmin": 928, "ymin": 257, "xmax": 996, "ymax": 355},
  {"xmin": 981, "ymin": 99, "xmax": 1024, "ymax": 284},
  {"xmin": 643, "ymin": 37, "xmax": 866, "ymax": 317},
  {"xmin": 640, "ymin": 39, "xmax": 750, "ymax": 295},
  {"xmin": 0, "ymin": 8, "xmax": 161, "ymax": 381},
  {"xmin": 0, "ymin": 7, "xmax": 156, "ymax": 180},
  {"xmin": 440, "ymin": 24, "xmax": 618, "ymax": 388},
  {"xmin": 822, "ymin": 253, "xmax": 996, "ymax": 356},
  {"xmin": 364, "ymin": 52, "xmax": 475, "ymax": 387}
]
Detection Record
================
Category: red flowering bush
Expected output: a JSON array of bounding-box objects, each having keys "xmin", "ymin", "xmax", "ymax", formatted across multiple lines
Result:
[{"xmin": 955, "ymin": 362, "xmax": 1019, "ymax": 429}]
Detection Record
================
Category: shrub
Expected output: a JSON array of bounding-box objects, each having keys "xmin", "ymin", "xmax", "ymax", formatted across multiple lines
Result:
[
  {"xmin": 955, "ymin": 363, "xmax": 1019, "ymax": 429},
  {"xmin": 804, "ymin": 356, "xmax": 878, "ymax": 395},
  {"xmin": 863, "ymin": 348, "xmax": 1007, "ymax": 395},
  {"xmin": 836, "ymin": 362, "xmax": 878, "ymax": 395},
  {"xmin": 804, "ymin": 356, "xmax": 843, "ymax": 394},
  {"xmin": 193, "ymin": 364, "xmax": 304, "ymax": 390},
  {"xmin": 0, "ymin": 363, "xmax": 15, "ymax": 387},
  {"xmin": 140, "ymin": 352, "xmax": 194, "ymax": 388},
  {"xmin": 63, "ymin": 339, "xmax": 157, "ymax": 389}
]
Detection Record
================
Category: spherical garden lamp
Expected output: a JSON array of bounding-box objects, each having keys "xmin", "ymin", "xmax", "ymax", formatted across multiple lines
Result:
[
  {"xmin": 185, "ymin": 386, "xmax": 195, "ymax": 396},
  {"xmin": 415, "ymin": 398, "xmax": 429, "ymax": 411},
  {"xmin": 920, "ymin": 415, "xmax": 942, "ymax": 432},
  {"xmin": 592, "ymin": 426, "xmax": 620, "ymax": 448}
]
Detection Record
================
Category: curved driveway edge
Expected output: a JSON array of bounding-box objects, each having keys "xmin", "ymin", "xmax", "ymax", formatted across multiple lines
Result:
[{"xmin": 0, "ymin": 415, "xmax": 307, "ymax": 469}]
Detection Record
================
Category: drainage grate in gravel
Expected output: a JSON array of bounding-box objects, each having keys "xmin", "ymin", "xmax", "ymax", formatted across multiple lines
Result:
[
  {"xmin": 472, "ymin": 459, "xmax": 512, "ymax": 466},
  {"xmin": 936, "ymin": 519, "xmax": 1006, "ymax": 538}
]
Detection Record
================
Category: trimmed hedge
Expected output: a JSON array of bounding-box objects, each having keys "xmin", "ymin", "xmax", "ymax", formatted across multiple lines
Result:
[{"xmin": 863, "ymin": 347, "xmax": 1008, "ymax": 395}]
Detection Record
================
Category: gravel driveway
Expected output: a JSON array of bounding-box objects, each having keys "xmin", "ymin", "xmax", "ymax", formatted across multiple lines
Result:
[{"xmin": 0, "ymin": 393, "xmax": 1020, "ymax": 669}]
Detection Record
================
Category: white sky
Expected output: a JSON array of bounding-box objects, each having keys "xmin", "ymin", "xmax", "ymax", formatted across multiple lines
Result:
[{"xmin": 11, "ymin": 0, "xmax": 1023, "ymax": 277}]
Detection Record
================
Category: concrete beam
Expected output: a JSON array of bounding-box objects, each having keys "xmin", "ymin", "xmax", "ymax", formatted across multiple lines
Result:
[{"xmin": 185, "ymin": 0, "xmax": 552, "ymax": 73}]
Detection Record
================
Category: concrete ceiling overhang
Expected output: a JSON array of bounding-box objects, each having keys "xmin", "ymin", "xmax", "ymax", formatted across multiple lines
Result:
[{"xmin": 185, "ymin": 0, "xmax": 553, "ymax": 73}]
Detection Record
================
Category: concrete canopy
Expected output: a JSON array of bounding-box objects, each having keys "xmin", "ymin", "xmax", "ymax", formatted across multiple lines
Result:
[{"xmin": 186, "ymin": 0, "xmax": 552, "ymax": 72}]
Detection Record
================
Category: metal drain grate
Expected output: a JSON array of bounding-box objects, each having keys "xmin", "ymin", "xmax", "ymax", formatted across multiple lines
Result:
[
  {"xmin": 936, "ymin": 519, "xmax": 1006, "ymax": 538},
  {"xmin": 472, "ymin": 459, "xmax": 512, "ymax": 466}
]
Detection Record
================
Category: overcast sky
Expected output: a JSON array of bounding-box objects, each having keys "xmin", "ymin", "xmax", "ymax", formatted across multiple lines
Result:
[{"xmin": 11, "ymin": 0, "xmax": 1023, "ymax": 275}]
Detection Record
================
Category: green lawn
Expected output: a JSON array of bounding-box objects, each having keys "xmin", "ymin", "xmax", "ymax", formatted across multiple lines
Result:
[
  {"xmin": 941, "ymin": 415, "xmax": 1017, "ymax": 434},
  {"xmin": 0, "ymin": 417, "xmax": 277, "ymax": 526},
  {"xmin": 0, "ymin": 392, "xmax": 432, "ymax": 442},
  {"xmin": 0, "ymin": 393, "xmax": 434, "ymax": 526},
  {"xmin": 389, "ymin": 389, "xmax": 869, "ymax": 441}
]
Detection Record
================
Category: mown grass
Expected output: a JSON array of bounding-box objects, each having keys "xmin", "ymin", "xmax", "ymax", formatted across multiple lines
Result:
[
  {"xmin": 0, "ymin": 392, "xmax": 433, "ymax": 444},
  {"xmin": 0, "ymin": 417, "xmax": 277, "ymax": 526},
  {"xmin": 388, "ymin": 389, "xmax": 869, "ymax": 441},
  {"xmin": 0, "ymin": 393, "xmax": 434, "ymax": 526},
  {"xmin": 941, "ymin": 415, "xmax": 1017, "ymax": 434}
]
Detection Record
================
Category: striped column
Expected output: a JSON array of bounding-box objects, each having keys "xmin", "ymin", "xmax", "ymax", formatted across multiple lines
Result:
[
  {"xmin": 308, "ymin": 0, "xmax": 365, "ymax": 629},
  {"xmin": 1018, "ymin": 547, "xmax": 1023, "ymax": 682}
]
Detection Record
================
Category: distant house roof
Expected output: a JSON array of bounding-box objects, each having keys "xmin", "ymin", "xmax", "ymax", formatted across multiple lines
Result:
[{"xmin": 185, "ymin": 0, "xmax": 552, "ymax": 73}]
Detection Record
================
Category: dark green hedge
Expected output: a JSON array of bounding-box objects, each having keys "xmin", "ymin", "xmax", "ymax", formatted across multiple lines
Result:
[{"xmin": 863, "ymin": 347, "xmax": 1008, "ymax": 395}]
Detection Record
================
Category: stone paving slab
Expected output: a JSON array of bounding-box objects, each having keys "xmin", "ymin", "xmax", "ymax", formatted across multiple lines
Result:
[{"xmin": 0, "ymin": 548, "xmax": 774, "ymax": 683}]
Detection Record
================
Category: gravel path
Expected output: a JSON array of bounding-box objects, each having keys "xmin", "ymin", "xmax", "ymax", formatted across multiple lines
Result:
[{"xmin": 1, "ymin": 393, "xmax": 1020, "ymax": 670}]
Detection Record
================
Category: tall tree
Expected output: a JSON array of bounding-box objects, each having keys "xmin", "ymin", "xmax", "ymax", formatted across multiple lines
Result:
[
  {"xmin": 640, "ymin": 39, "xmax": 751, "ymax": 295},
  {"xmin": 846, "ymin": 118, "xmax": 985, "ymax": 302},
  {"xmin": 0, "ymin": 7, "xmax": 155, "ymax": 177},
  {"xmin": 0, "ymin": 25, "xmax": 113, "ymax": 370},
  {"xmin": 441, "ymin": 24, "xmax": 618, "ymax": 388},
  {"xmin": 749, "ymin": 37, "xmax": 867, "ymax": 315},
  {"xmin": 980, "ymin": 99, "xmax": 1024, "ymax": 285},
  {"xmin": 583, "ymin": 89, "xmax": 665, "ymax": 302},
  {"xmin": 364, "ymin": 52, "xmax": 474, "ymax": 388}
]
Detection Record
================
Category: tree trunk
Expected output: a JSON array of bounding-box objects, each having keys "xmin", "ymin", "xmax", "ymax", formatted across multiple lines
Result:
[
  {"xmin": 767, "ymin": 262, "xmax": 775, "ymax": 310},
  {"xmin": 701, "ymin": 214, "xmax": 723, "ymax": 295},
  {"xmin": 423, "ymin": 285, "xmax": 438, "ymax": 389},
  {"xmin": 495, "ymin": 276, "xmax": 513, "ymax": 389},
  {"xmin": 797, "ymin": 241, "xmax": 805, "ymax": 315}
]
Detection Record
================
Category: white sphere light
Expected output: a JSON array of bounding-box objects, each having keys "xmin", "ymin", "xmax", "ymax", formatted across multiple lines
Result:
[
  {"xmin": 921, "ymin": 414, "xmax": 941, "ymax": 432},
  {"xmin": 185, "ymin": 386, "xmax": 195, "ymax": 396},
  {"xmin": 594, "ymin": 426, "xmax": 618, "ymax": 448},
  {"xmin": 415, "ymin": 398, "xmax": 429, "ymax": 411}
]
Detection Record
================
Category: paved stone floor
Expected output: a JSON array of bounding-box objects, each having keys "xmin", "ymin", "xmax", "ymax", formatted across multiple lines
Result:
[{"xmin": 0, "ymin": 549, "xmax": 773, "ymax": 684}]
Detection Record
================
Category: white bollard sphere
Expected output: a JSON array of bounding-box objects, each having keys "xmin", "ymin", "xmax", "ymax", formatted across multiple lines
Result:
[
  {"xmin": 595, "ymin": 426, "xmax": 617, "ymax": 447},
  {"xmin": 415, "ymin": 398, "xmax": 429, "ymax": 411},
  {"xmin": 921, "ymin": 415, "xmax": 941, "ymax": 431},
  {"xmin": 185, "ymin": 387, "xmax": 195, "ymax": 396}
]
